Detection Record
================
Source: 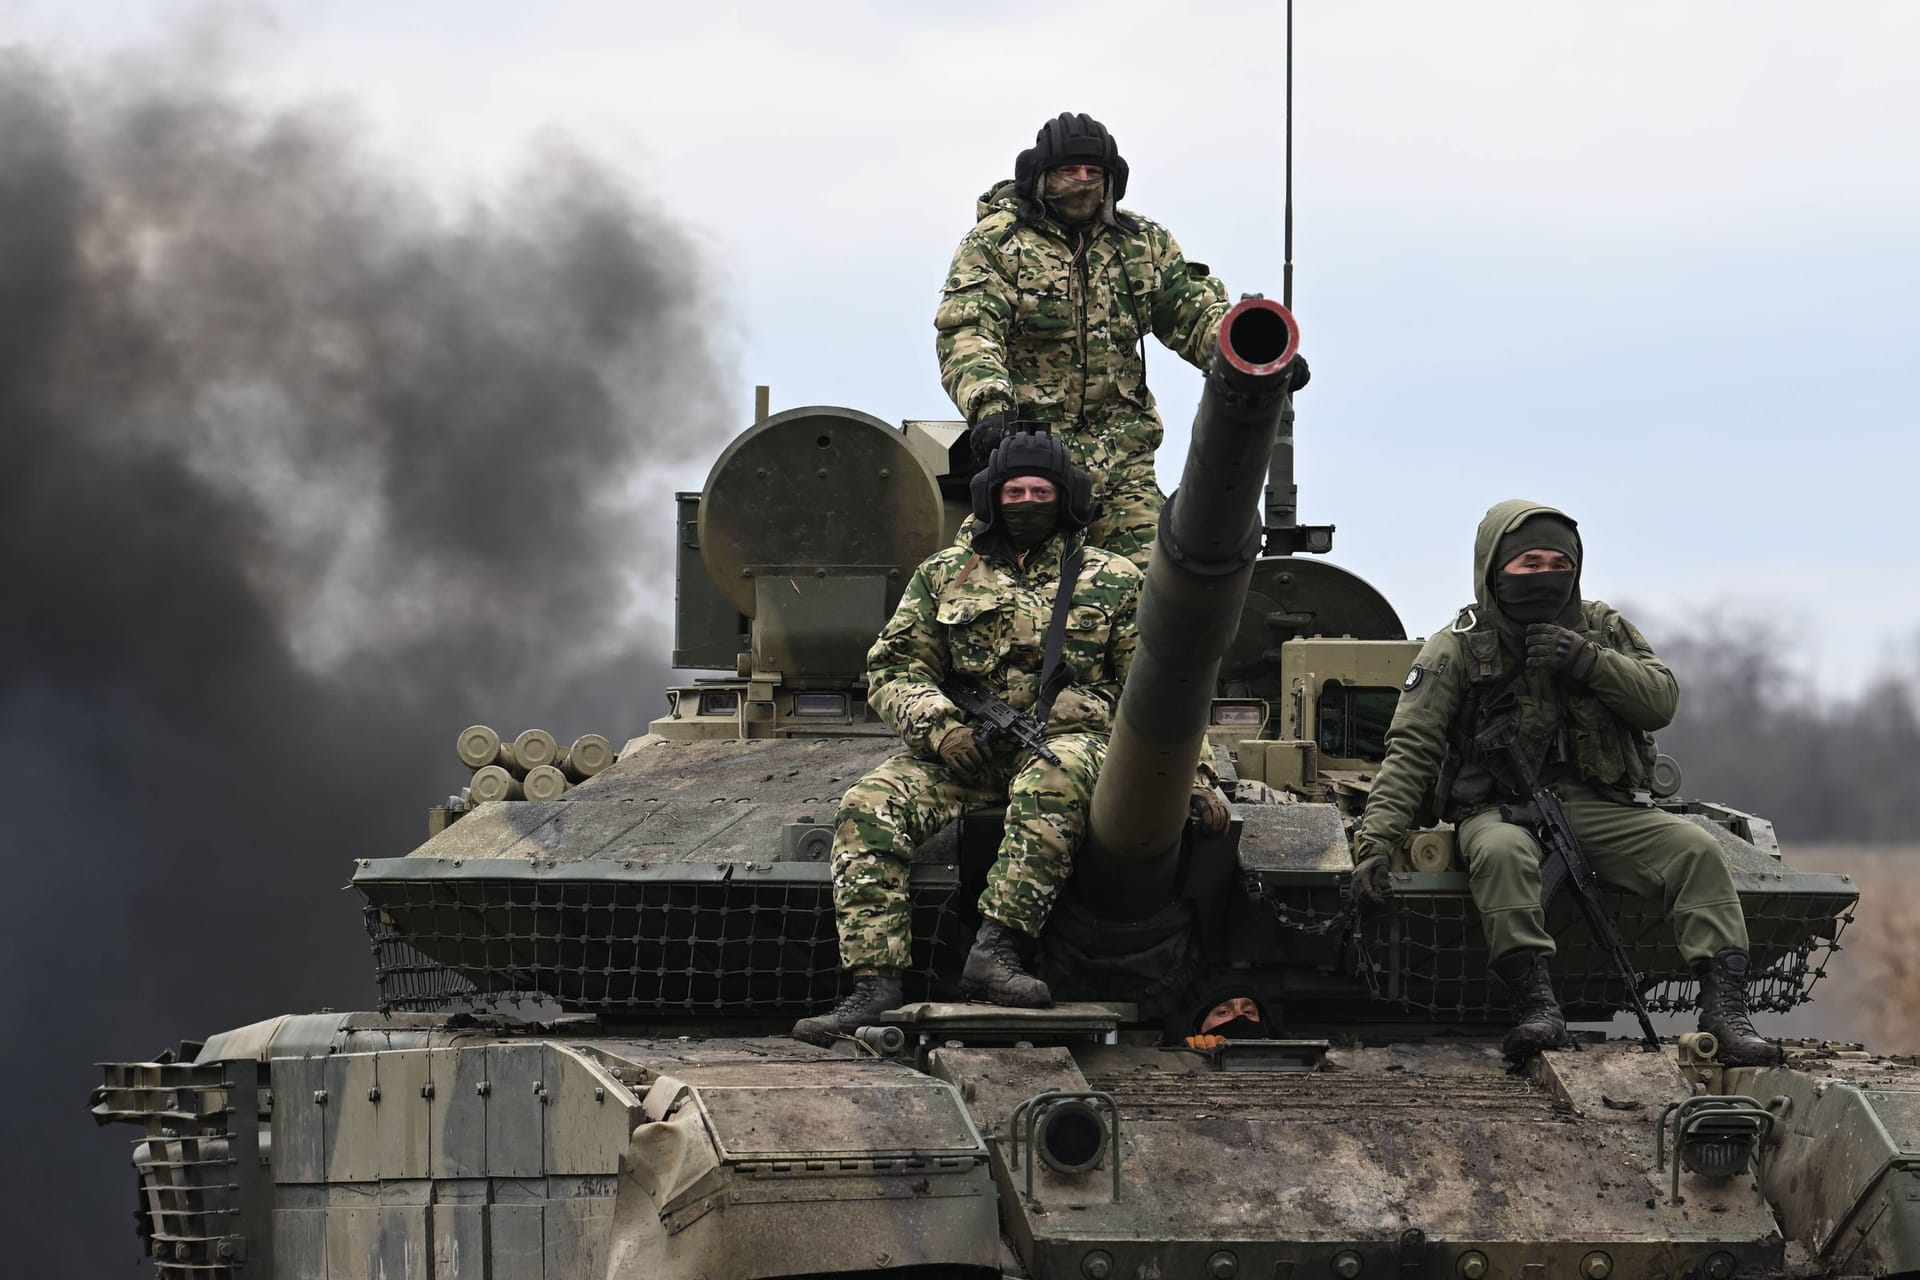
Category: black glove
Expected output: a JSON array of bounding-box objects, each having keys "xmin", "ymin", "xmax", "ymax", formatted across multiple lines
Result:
[
  {"xmin": 1344, "ymin": 853, "xmax": 1392, "ymax": 908},
  {"xmin": 1525, "ymin": 623, "xmax": 1597, "ymax": 681},
  {"xmin": 968, "ymin": 409, "xmax": 1016, "ymax": 465},
  {"xmin": 1287, "ymin": 353, "xmax": 1311, "ymax": 393}
]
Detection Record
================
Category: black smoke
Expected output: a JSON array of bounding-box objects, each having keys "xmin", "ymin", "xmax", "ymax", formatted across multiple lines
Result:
[{"xmin": 0, "ymin": 42, "xmax": 728, "ymax": 1275}]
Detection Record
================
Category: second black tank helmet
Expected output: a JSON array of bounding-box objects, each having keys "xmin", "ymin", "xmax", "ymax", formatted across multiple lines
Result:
[
  {"xmin": 1014, "ymin": 111, "xmax": 1130, "ymax": 205},
  {"xmin": 969, "ymin": 430, "xmax": 1097, "ymax": 541}
]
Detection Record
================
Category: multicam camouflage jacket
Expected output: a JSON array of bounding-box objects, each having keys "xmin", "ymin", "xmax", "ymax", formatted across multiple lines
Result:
[
  {"xmin": 867, "ymin": 533, "xmax": 1141, "ymax": 759},
  {"xmin": 934, "ymin": 182, "xmax": 1230, "ymax": 480}
]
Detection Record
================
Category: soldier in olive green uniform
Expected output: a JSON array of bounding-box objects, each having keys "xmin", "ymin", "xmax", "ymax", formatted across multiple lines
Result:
[
  {"xmin": 1349, "ymin": 500, "xmax": 1780, "ymax": 1065},
  {"xmin": 934, "ymin": 112, "xmax": 1308, "ymax": 568},
  {"xmin": 794, "ymin": 433, "xmax": 1229, "ymax": 1046}
]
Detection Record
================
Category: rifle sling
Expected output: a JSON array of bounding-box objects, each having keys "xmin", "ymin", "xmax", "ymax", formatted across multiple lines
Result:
[{"xmin": 1033, "ymin": 545, "xmax": 1085, "ymax": 732}]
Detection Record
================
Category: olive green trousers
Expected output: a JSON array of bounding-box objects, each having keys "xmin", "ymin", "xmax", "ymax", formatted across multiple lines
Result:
[{"xmin": 1456, "ymin": 782, "xmax": 1748, "ymax": 964}]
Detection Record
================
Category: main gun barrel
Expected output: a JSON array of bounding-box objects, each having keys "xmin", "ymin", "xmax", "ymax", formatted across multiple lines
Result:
[{"xmin": 1080, "ymin": 297, "xmax": 1300, "ymax": 918}]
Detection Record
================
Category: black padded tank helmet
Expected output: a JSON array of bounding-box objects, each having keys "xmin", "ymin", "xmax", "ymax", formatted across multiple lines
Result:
[
  {"xmin": 1013, "ymin": 111, "xmax": 1129, "ymax": 210},
  {"xmin": 968, "ymin": 429, "xmax": 1097, "ymax": 545}
]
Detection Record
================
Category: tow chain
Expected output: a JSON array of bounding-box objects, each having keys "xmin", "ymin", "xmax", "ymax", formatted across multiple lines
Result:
[{"xmin": 1244, "ymin": 872, "xmax": 1361, "ymax": 938}]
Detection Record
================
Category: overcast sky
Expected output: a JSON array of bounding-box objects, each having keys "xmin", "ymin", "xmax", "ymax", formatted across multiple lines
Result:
[{"xmin": 12, "ymin": 0, "xmax": 1918, "ymax": 684}]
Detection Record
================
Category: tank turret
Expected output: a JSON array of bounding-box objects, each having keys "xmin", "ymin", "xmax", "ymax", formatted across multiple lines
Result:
[{"xmin": 651, "ymin": 402, "xmax": 954, "ymax": 737}]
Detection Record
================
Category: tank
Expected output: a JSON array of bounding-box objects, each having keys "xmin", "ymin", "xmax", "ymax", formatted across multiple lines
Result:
[{"xmin": 89, "ymin": 300, "xmax": 1910, "ymax": 1280}]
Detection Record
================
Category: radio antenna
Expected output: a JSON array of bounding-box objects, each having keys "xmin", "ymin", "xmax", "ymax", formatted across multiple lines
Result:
[
  {"xmin": 1283, "ymin": 0, "xmax": 1295, "ymax": 310},
  {"xmin": 1264, "ymin": 0, "xmax": 1334, "ymax": 557}
]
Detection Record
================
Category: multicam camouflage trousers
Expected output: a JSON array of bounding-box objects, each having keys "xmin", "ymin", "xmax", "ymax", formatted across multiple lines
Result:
[
  {"xmin": 831, "ymin": 733, "xmax": 1105, "ymax": 975},
  {"xmin": 1068, "ymin": 411, "xmax": 1170, "ymax": 568},
  {"xmin": 1457, "ymin": 781, "xmax": 1749, "ymax": 964},
  {"xmin": 1081, "ymin": 461, "xmax": 1163, "ymax": 571}
]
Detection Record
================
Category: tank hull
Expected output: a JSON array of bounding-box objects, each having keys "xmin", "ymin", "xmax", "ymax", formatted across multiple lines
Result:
[{"xmin": 95, "ymin": 1011, "xmax": 1920, "ymax": 1278}]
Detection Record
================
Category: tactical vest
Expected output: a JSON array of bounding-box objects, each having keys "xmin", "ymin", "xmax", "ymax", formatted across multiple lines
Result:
[{"xmin": 1441, "ymin": 604, "xmax": 1659, "ymax": 814}]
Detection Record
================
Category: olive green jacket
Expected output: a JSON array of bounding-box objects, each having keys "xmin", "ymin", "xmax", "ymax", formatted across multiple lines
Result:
[
  {"xmin": 933, "ymin": 183, "xmax": 1229, "ymax": 479},
  {"xmin": 867, "ymin": 533, "xmax": 1142, "ymax": 760},
  {"xmin": 1351, "ymin": 500, "xmax": 1676, "ymax": 864}
]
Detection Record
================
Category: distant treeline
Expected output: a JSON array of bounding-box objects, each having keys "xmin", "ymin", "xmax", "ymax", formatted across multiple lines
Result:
[{"xmin": 1652, "ymin": 616, "xmax": 1918, "ymax": 843}]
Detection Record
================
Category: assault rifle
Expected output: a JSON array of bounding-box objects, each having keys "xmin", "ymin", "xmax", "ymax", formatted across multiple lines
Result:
[
  {"xmin": 941, "ymin": 676, "xmax": 1062, "ymax": 766},
  {"xmin": 1472, "ymin": 715, "xmax": 1663, "ymax": 1050}
]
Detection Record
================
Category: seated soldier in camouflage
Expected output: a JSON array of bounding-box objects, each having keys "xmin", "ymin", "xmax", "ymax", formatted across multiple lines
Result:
[
  {"xmin": 794, "ymin": 432, "xmax": 1230, "ymax": 1046},
  {"xmin": 1348, "ymin": 500, "xmax": 1779, "ymax": 1066},
  {"xmin": 934, "ymin": 111, "xmax": 1309, "ymax": 569}
]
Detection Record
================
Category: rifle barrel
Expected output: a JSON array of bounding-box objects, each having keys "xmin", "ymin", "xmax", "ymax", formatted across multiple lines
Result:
[{"xmin": 1522, "ymin": 782, "xmax": 1662, "ymax": 1049}]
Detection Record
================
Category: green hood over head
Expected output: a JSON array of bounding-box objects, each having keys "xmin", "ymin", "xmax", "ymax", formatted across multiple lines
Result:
[{"xmin": 1472, "ymin": 498, "xmax": 1584, "ymax": 632}]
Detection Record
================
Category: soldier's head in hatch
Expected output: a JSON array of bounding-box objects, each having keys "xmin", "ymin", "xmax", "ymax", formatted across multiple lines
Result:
[
  {"xmin": 1167, "ymin": 974, "xmax": 1280, "ymax": 1044},
  {"xmin": 1200, "ymin": 995, "xmax": 1263, "ymax": 1034}
]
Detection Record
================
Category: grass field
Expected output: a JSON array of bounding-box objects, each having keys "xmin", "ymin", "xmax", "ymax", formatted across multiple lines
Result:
[{"xmin": 1769, "ymin": 843, "xmax": 1919, "ymax": 1054}]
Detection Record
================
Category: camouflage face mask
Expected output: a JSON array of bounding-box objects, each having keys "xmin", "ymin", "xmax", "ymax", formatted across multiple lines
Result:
[
  {"xmin": 1000, "ymin": 499, "xmax": 1060, "ymax": 550},
  {"xmin": 1041, "ymin": 170, "xmax": 1105, "ymax": 224}
]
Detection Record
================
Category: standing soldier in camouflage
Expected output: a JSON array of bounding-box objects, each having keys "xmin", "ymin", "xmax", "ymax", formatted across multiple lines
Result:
[
  {"xmin": 794, "ymin": 432, "xmax": 1230, "ymax": 1045},
  {"xmin": 934, "ymin": 111, "xmax": 1309, "ymax": 569},
  {"xmin": 1348, "ymin": 500, "xmax": 1781, "ymax": 1066}
]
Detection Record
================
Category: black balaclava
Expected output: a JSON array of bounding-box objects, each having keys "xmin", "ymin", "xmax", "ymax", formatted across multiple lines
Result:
[
  {"xmin": 1164, "ymin": 973, "xmax": 1282, "ymax": 1044},
  {"xmin": 1208, "ymin": 1015, "xmax": 1265, "ymax": 1040},
  {"xmin": 1000, "ymin": 497, "xmax": 1060, "ymax": 550},
  {"xmin": 1493, "ymin": 514, "xmax": 1580, "ymax": 624}
]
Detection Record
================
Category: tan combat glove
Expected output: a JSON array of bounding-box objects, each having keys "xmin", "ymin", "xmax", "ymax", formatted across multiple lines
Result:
[
  {"xmin": 1188, "ymin": 784, "xmax": 1231, "ymax": 836},
  {"xmin": 936, "ymin": 724, "xmax": 987, "ymax": 779}
]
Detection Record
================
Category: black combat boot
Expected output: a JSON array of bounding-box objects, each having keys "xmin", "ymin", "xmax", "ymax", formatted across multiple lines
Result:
[
  {"xmin": 1491, "ymin": 949, "xmax": 1571, "ymax": 1058},
  {"xmin": 791, "ymin": 971, "xmax": 904, "ymax": 1047},
  {"xmin": 959, "ymin": 919, "xmax": 1052, "ymax": 1007},
  {"xmin": 1694, "ymin": 948, "xmax": 1783, "ymax": 1067}
]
